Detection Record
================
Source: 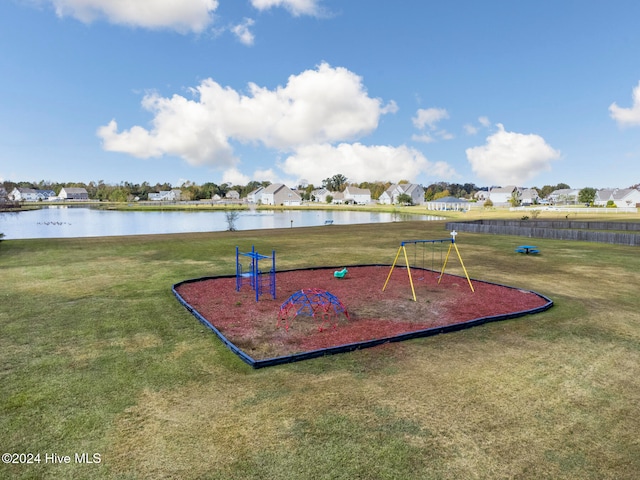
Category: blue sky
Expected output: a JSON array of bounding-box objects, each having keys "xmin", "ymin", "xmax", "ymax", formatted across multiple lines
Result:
[{"xmin": 1, "ymin": 0, "xmax": 639, "ymax": 189}]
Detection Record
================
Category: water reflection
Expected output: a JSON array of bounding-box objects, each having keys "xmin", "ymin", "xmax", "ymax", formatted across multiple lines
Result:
[{"xmin": 0, "ymin": 206, "xmax": 443, "ymax": 240}]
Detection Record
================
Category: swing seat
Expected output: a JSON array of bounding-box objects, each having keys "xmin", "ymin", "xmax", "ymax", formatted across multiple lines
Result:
[{"xmin": 334, "ymin": 268, "xmax": 348, "ymax": 278}]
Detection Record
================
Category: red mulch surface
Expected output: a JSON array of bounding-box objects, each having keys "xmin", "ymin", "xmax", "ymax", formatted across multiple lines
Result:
[{"xmin": 175, "ymin": 266, "xmax": 549, "ymax": 361}]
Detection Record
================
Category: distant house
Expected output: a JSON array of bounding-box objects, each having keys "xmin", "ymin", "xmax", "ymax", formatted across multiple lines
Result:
[
  {"xmin": 58, "ymin": 187, "xmax": 89, "ymax": 201},
  {"xmin": 520, "ymin": 188, "xmax": 540, "ymax": 206},
  {"xmin": 311, "ymin": 188, "xmax": 330, "ymax": 203},
  {"xmin": 330, "ymin": 192, "xmax": 346, "ymax": 204},
  {"xmin": 343, "ymin": 186, "xmax": 371, "ymax": 205},
  {"xmin": 474, "ymin": 190, "xmax": 490, "ymax": 201},
  {"xmin": 595, "ymin": 188, "xmax": 640, "ymax": 208},
  {"xmin": 148, "ymin": 189, "xmax": 181, "ymax": 202},
  {"xmin": 260, "ymin": 183, "xmax": 302, "ymax": 206},
  {"xmin": 225, "ymin": 190, "xmax": 240, "ymax": 201},
  {"xmin": 548, "ymin": 188, "xmax": 580, "ymax": 205},
  {"xmin": 9, "ymin": 188, "xmax": 38, "ymax": 202},
  {"xmin": 246, "ymin": 187, "xmax": 264, "ymax": 203},
  {"xmin": 425, "ymin": 196, "xmax": 470, "ymax": 211},
  {"xmin": 379, "ymin": 184, "xmax": 425, "ymax": 205},
  {"xmin": 488, "ymin": 186, "xmax": 519, "ymax": 205},
  {"xmin": 10, "ymin": 188, "xmax": 57, "ymax": 201}
]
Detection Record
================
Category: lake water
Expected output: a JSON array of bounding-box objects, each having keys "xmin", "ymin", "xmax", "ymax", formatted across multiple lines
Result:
[{"xmin": 0, "ymin": 206, "xmax": 443, "ymax": 240}]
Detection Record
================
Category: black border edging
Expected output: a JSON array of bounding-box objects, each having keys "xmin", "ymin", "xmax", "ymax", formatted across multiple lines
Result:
[{"xmin": 172, "ymin": 264, "xmax": 553, "ymax": 369}]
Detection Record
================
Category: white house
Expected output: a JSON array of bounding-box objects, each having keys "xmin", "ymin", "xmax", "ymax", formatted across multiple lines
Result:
[
  {"xmin": 9, "ymin": 188, "xmax": 56, "ymax": 201},
  {"xmin": 595, "ymin": 188, "xmax": 640, "ymax": 208},
  {"xmin": 330, "ymin": 192, "xmax": 345, "ymax": 204},
  {"xmin": 488, "ymin": 186, "xmax": 519, "ymax": 205},
  {"xmin": 379, "ymin": 184, "xmax": 425, "ymax": 205},
  {"xmin": 520, "ymin": 188, "xmax": 540, "ymax": 206},
  {"xmin": 548, "ymin": 188, "xmax": 580, "ymax": 205},
  {"xmin": 474, "ymin": 190, "xmax": 490, "ymax": 201},
  {"xmin": 225, "ymin": 190, "xmax": 240, "ymax": 201},
  {"xmin": 58, "ymin": 187, "xmax": 89, "ymax": 200},
  {"xmin": 311, "ymin": 188, "xmax": 330, "ymax": 203},
  {"xmin": 148, "ymin": 189, "xmax": 181, "ymax": 201},
  {"xmin": 10, "ymin": 188, "xmax": 35, "ymax": 201},
  {"xmin": 260, "ymin": 183, "xmax": 302, "ymax": 206},
  {"xmin": 343, "ymin": 186, "xmax": 371, "ymax": 205},
  {"xmin": 246, "ymin": 187, "xmax": 264, "ymax": 203}
]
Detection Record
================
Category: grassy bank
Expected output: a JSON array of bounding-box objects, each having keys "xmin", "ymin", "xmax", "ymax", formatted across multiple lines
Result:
[{"xmin": 1, "ymin": 221, "xmax": 639, "ymax": 479}]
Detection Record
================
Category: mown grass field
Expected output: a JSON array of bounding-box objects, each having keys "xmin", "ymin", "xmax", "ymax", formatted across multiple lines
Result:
[{"xmin": 1, "ymin": 217, "xmax": 639, "ymax": 479}]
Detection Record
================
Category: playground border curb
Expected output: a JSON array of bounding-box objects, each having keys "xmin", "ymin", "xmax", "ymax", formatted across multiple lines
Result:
[{"xmin": 172, "ymin": 264, "xmax": 553, "ymax": 369}]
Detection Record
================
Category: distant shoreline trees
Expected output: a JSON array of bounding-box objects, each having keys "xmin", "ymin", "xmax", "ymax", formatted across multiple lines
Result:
[{"xmin": 1, "ymin": 178, "xmax": 613, "ymax": 203}]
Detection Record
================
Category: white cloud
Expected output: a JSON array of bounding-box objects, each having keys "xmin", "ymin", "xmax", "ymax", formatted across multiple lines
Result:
[
  {"xmin": 412, "ymin": 107, "xmax": 453, "ymax": 141},
  {"xmin": 279, "ymin": 142, "xmax": 454, "ymax": 185},
  {"xmin": 463, "ymin": 124, "xmax": 478, "ymax": 135},
  {"xmin": 98, "ymin": 63, "xmax": 395, "ymax": 167},
  {"xmin": 250, "ymin": 0, "xmax": 323, "ymax": 17},
  {"xmin": 222, "ymin": 168, "xmax": 250, "ymax": 185},
  {"xmin": 230, "ymin": 18, "xmax": 255, "ymax": 45},
  {"xmin": 609, "ymin": 81, "xmax": 640, "ymax": 127},
  {"xmin": 465, "ymin": 124, "xmax": 561, "ymax": 185},
  {"xmin": 48, "ymin": 0, "xmax": 218, "ymax": 33},
  {"xmin": 411, "ymin": 133, "xmax": 436, "ymax": 144},
  {"xmin": 412, "ymin": 107, "xmax": 449, "ymax": 130},
  {"xmin": 252, "ymin": 168, "xmax": 279, "ymax": 183},
  {"xmin": 464, "ymin": 116, "xmax": 490, "ymax": 136}
]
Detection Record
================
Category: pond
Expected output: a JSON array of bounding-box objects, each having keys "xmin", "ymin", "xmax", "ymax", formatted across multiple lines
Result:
[{"xmin": 0, "ymin": 206, "xmax": 444, "ymax": 240}]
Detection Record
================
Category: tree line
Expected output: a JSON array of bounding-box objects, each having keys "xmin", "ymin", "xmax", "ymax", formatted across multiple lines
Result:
[{"xmin": 2, "ymin": 177, "xmax": 588, "ymax": 203}]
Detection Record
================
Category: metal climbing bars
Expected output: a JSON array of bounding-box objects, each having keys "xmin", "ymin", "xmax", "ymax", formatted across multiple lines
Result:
[{"xmin": 235, "ymin": 245, "xmax": 276, "ymax": 301}]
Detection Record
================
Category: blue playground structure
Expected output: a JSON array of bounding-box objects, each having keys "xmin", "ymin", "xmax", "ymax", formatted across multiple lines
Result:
[
  {"xmin": 277, "ymin": 288, "xmax": 350, "ymax": 332},
  {"xmin": 235, "ymin": 245, "xmax": 276, "ymax": 301}
]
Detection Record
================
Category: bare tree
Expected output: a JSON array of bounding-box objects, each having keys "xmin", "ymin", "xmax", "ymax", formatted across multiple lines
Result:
[{"xmin": 225, "ymin": 211, "xmax": 240, "ymax": 231}]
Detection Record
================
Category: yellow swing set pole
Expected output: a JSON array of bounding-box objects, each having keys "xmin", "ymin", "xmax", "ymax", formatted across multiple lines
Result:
[
  {"xmin": 403, "ymin": 245, "xmax": 417, "ymax": 301},
  {"xmin": 382, "ymin": 245, "xmax": 403, "ymax": 292},
  {"xmin": 437, "ymin": 232, "xmax": 474, "ymax": 292},
  {"xmin": 383, "ymin": 243, "xmax": 417, "ymax": 301}
]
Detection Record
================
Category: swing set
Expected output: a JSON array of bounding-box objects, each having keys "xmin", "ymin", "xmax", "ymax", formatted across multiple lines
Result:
[{"xmin": 382, "ymin": 230, "xmax": 474, "ymax": 301}]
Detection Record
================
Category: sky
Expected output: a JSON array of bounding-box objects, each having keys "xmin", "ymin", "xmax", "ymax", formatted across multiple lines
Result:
[{"xmin": 1, "ymin": 0, "xmax": 640, "ymax": 190}]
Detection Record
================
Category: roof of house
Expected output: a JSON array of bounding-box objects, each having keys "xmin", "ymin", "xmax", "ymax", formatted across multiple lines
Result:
[
  {"xmin": 344, "ymin": 186, "xmax": 371, "ymax": 195},
  {"xmin": 61, "ymin": 187, "xmax": 89, "ymax": 194},
  {"xmin": 262, "ymin": 183, "xmax": 285, "ymax": 194},
  {"xmin": 432, "ymin": 196, "xmax": 469, "ymax": 203},
  {"xmin": 490, "ymin": 186, "xmax": 518, "ymax": 194},
  {"xmin": 611, "ymin": 188, "xmax": 640, "ymax": 200}
]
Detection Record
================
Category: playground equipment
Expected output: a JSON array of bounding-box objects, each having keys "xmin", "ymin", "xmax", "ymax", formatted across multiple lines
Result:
[
  {"xmin": 235, "ymin": 245, "xmax": 276, "ymax": 302},
  {"xmin": 334, "ymin": 267, "xmax": 348, "ymax": 278},
  {"xmin": 382, "ymin": 230, "xmax": 474, "ymax": 301},
  {"xmin": 277, "ymin": 288, "xmax": 350, "ymax": 332}
]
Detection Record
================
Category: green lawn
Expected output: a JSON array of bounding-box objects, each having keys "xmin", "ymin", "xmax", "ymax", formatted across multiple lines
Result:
[{"xmin": 1, "ymin": 220, "xmax": 639, "ymax": 479}]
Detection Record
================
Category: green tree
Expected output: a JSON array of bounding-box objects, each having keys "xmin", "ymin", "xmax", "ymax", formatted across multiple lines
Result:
[
  {"xmin": 578, "ymin": 187, "xmax": 597, "ymax": 205},
  {"xmin": 509, "ymin": 190, "xmax": 521, "ymax": 207},
  {"xmin": 397, "ymin": 193, "xmax": 413, "ymax": 205},
  {"xmin": 322, "ymin": 174, "xmax": 348, "ymax": 192},
  {"xmin": 108, "ymin": 187, "xmax": 129, "ymax": 203}
]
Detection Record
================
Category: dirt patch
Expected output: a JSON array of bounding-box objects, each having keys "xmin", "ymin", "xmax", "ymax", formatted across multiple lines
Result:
[{"xmin": 174, "ymin": 266, "xmax": 550, "ymax": 363}]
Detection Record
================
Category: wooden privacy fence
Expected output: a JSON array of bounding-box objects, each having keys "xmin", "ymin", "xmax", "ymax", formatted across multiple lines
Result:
[{"xmin": 446, "ymin": 220, "xmax": 640, "ymax": 246}]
